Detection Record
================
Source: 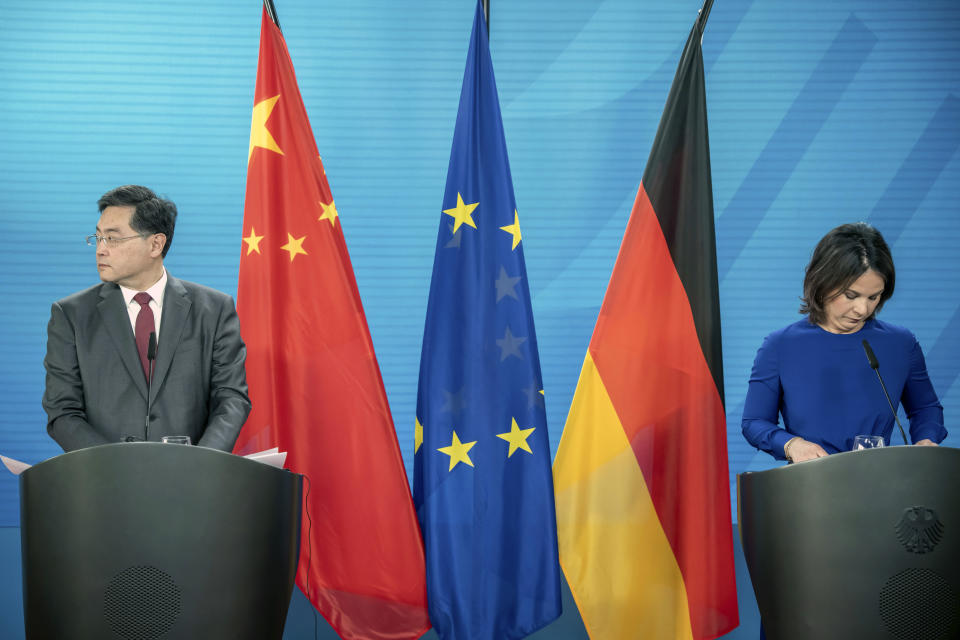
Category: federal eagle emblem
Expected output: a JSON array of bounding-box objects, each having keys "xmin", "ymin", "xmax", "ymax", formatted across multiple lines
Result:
[{"xmin": 895, "ymin": 506, "xmax": 944, "ymax": 554}]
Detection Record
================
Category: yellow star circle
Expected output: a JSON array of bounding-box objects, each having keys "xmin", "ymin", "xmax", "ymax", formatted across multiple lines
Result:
[
  {"xmin": 437, "ymin": 430, "xmax": 477, "ymax": 471},
  {"xmin": 443, "ymin": 193, "xmax": 479, "ymax": 234},
  {"xmin": 496, "ymin": 418, "xmax": 535, "ymax": 457},
  {"xmin": 499, "ymin": 210, "xmax": 522, "ymax": 250},
  {"xmin": 414, "ymin": 417, "xmax": 424, "ymax": 453}
]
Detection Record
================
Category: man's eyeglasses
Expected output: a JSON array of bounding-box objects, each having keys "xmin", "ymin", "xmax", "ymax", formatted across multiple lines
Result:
[{"xmin": 86, "ymin": 234, "xmax": 148, "ymax": 248}]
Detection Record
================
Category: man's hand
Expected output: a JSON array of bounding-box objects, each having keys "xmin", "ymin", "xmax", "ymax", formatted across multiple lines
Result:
[
  {"xmin": 915, "ymin": 438, "xmax": 938, "ymax": 447},
  {"xmin": 784, "ymin": 437, "xmax": 829, "ymax": 463}
]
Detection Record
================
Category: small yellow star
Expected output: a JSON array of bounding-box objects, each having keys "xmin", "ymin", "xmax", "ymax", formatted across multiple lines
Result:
[
  {"xmin": 414, "ymin": 417, "xmax": 424, "ymax": 453},
  {"xmin": 437, "ymin": 430, "xmax": 477, "ymax": 471},
  {"xmin": 249, "ymin": 94, "xmax": 284, "ymax": 163},
  {"xmin": 318, "ymin": 200, "xmax": 339, "ymax": 227},
  {"xmin": 496, "ymin": 418, "xmax": 536, "ymax": 457},
  {"xmin": 280, "ymin": 233, "xmax": 307, "ymax": 262},
  {"xmin": 442, "ymin": 193, "xmax": 479, "ymax": 234},
  {"xmin": 499, "ymin": 210, "xmax": 522, "ymax": 250},
  {"xmin": 243, "ymin": 227, "xmax": 264, "ymax": 255}
]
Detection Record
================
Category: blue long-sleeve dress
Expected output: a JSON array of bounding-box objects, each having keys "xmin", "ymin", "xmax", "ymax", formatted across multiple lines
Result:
[{"xmin": 742, "ymin": 318, "xmax": 946, "ymax": 460}]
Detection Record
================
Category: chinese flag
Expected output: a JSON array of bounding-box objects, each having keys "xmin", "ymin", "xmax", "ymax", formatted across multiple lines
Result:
[
  {"xmin": 235, "ymin": 7, "xmax": 430, "ymax": 640},
  {"xmin": 553, "ymin": 3, "xmax": 738, "ymax": 639}
]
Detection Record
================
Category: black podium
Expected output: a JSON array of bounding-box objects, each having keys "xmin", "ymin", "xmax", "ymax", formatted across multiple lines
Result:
[
  {"xmin": 738, "ymin": 446, "xmax": 960, "ymax": 640},
  {"xmin": 19, "ymin": 443, "xmax": 302, "ymax": 640}
]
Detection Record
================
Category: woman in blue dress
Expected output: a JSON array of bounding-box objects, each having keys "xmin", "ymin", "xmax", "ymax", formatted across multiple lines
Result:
[{"xmin": 742, "ymin": 222, "xmax": 946, "ymax": 463}]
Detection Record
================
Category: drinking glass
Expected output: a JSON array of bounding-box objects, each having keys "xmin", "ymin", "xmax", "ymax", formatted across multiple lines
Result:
[{"xmin": 852, "ymin": 435, "xmax": 884, "ymax": 451}]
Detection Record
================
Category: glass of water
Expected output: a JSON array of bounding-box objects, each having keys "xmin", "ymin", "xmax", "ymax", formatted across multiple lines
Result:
[{"xmin": 852, "ymin": 435, "xmax": 884, "ymax": 451}]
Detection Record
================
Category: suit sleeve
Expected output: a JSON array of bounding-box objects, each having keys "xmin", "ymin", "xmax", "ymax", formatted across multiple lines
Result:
[
  {"xmin": 741, "ymin": 333, "xmax": 793, "ymax": 460},
  {"xmin": 196, "ymin": 296, "xmax": 251, "ymax": 451},
  {"xmin": 42, "ymin": 302, "xmax": 111, "ymax": 451},
  {"xmin": 902, "ymin": 337, "xmax": 946, "ymax": 444}
]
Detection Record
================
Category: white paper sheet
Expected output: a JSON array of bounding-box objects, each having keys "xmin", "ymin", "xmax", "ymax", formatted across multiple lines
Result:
[
  {"xmin": 243, "ymin": 448, "xmax": 287, "ymax": 469},
  {"xmin": 1, "ymin": 455, "xmax": 31, "ymax": 476}
]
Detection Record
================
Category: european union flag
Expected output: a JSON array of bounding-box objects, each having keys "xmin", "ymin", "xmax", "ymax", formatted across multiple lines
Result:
[{"xmin": 413, "ymin": 3, "xmax": 562, "ymax": 639}]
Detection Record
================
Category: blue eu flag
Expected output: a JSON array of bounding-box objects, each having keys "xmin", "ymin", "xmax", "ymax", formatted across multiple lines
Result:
[{"xmin": 413, "ymin": 4, "xmax": 562, "ymax": 639}]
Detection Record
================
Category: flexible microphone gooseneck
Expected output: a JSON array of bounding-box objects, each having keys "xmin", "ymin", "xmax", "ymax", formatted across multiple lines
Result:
[
  {"xmin": 145, "ymin": 331, "xmax": 157, "ymax": 440},
  {"xmin": 861, "ymin": 339, "xmax": 908, "ymax": 445}
]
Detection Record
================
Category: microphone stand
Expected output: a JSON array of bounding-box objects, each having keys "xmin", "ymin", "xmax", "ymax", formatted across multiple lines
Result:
[
  {"xmin": 145, "ymin": 331, "xmax": 157, "ymax": 441},
  {"xmin": 862, "ymin": 339, "xmax": 909, "ymax": 445}
]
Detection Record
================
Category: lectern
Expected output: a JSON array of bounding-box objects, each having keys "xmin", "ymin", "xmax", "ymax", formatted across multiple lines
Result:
[
  {"xmin": 20, "ymin": 443, "xmax": 302, "ymax": 640},
  {"xmin": 738, "ymin": 446, "xmax": 960, "ymax": 640}
]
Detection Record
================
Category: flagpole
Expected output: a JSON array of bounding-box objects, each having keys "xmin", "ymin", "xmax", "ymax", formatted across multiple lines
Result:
[
  {"xmin": 264, "ymin": 0, "xmax": 281, "ymax": 29},
  {"xmin": 698, "ymin": 0, "xmax": 714, "ymax": 32},
  {"xmin": 482, "ymin": 0, "xmax": 490, "ymax": 37}
]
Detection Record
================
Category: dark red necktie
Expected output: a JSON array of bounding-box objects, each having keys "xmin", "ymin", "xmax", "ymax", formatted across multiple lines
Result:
[{"xmin": 133, "ymin": 292, "xmax": 155, "ymax": 381}]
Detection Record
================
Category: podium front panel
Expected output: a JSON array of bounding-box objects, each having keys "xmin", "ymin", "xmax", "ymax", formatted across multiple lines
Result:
[
  {"xmin": 20, "ymin": 443, "xmax": 302, "ymax": 640},
  {"xmin": 738, "ymin": 446, "xmax": 960, "ymax": 640}
]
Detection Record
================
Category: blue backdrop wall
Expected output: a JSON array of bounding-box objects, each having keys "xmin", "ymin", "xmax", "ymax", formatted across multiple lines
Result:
[{"xmin": 1, "ymin": 0, "xmax": 957, "ymax": 554}]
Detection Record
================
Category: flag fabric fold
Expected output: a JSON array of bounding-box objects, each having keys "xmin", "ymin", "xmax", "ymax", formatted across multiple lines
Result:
[
  {"xmin": 235, "ymin": 7, "xmax": 429, "ymax": 640},
  {"xmin": 553, "ymin": 5, "xmax": 739, "ymax": 639},
  {"xmin": 413, "ymin": 4, "xmax": 562, "ymax": 639}
]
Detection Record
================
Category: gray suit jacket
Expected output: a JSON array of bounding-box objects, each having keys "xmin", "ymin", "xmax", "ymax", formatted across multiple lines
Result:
[{"xmin": 42, "ymin": 275, "xmax": 251, "ymax": 452}]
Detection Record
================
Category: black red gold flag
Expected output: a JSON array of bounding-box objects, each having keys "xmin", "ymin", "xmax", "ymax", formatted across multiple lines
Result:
[{"xmin": 554, "ymin": 3, "xmax": 739, "ymax": 638}]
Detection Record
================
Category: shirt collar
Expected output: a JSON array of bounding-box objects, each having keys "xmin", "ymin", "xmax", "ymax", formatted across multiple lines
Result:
[{"xmin": 119, "ymin": 268, "xmax": 168, "ymax": 309}]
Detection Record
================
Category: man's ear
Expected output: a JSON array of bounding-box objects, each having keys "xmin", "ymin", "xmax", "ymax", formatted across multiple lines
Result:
[{"xmin": 151, "ymin": 233, "xmax": 167, "ymax": 258}]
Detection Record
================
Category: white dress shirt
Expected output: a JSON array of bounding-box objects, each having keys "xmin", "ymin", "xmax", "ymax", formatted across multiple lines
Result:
[{"xmin": 119, "ymin": 269, "xmax": 167, "ymax": 343}]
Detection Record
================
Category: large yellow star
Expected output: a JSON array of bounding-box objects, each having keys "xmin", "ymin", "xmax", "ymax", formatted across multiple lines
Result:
[
  {"xmin": 437, "ymin": 430, "xmax": 476, "ymax": 471},
  {"xmin": 442, "ymin": 193, "xmax": 479, "ymax": 234},
  {"xmin": 499, "ymin": 210, "xmax": 522, "ymax": 250},
  {"xmin": 318, "ymin": 200, "xmax": 339, "ymax": 227},
  {"xmin": 249, "ymin": 94, "xmax": 284, "ymax": 163},
  {"xmin": 496, "ymin": 418, "xmax": 536, "ymax": 457},
  {"xmin": 414, "ymin": 417, "xmax": 424, "ymax": 453},
  {"xmin": 280, "ymin": 233, "xmax": 307, "ymax": 262},
  {"xmin": 243, "ymin": 227, "xmax": 264, "ymax": 255}
]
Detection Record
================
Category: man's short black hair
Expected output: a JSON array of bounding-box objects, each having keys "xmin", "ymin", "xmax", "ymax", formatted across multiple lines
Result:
[{"xmin": 98, "ymin": 185, "xmax": 177, "ymax": 258}]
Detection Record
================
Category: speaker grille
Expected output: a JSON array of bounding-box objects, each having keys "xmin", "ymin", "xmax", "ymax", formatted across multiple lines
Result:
[
  {"xmin": 879, "ymin": 568, "xmax": 959, "ymax": 640},
  {"xmin": 103, "ymin": 565, "xmax": 182, "ymax": 639}
]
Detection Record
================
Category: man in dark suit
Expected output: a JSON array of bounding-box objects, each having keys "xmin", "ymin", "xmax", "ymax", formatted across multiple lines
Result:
[{"xmin": 42, "ymin": 185, "xmax": 251, "ymax": 452}]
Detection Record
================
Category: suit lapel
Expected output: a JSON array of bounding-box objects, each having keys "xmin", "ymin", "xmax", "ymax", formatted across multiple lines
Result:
[
  {"xmin": 98, "ymin": 284, "xmax": 149, "ymax": 401},
  {"xmin": 151, "ymin": 276, "xmax": 190, "ymax": 405}
]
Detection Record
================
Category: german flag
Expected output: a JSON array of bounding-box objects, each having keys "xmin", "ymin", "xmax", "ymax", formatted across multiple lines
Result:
[{"xmin": 552, "ymin": 2, "xmax": 738, "ymax": 638}]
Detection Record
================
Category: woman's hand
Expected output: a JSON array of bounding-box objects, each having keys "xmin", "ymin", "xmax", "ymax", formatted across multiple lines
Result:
[
  {"xmin": 915, "ymin": 438, "xmax": 938, "ymax": 447},
  {"xmin": 784, "ymin": 437, "xmax": 829, "ymax": 463}
]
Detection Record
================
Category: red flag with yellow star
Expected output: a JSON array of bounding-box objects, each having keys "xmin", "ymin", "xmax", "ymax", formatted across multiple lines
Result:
[{"xmin": 235, "ymin": 7, "xmax": 430, "ymax": 639}]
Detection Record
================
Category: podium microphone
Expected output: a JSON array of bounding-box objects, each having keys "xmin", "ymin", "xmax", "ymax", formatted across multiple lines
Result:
[
  {"xmin": 145, "ymin": 332, "xmax": 157, "ymax": 439},
  {"xmin": 861, "ymin": 339, "xmax": 908, "ymax": 445}
]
